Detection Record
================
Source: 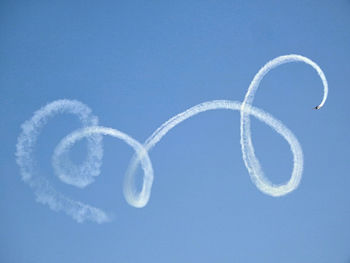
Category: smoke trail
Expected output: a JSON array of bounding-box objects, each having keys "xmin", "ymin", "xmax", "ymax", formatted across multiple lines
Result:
[
  {"xmin": 16, "ymin": 100, "xmax": 109, "ymax": 223},
  {"xmin": 240, "ymin": 55, "xmax": 328, "ymax": 196},
  {"xmin": 16, "ymin": 54, "xmax": 328, "ymax": 223}
]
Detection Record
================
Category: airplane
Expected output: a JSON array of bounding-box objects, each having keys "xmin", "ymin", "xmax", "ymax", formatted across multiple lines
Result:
[{"xmin": 314, "ymin": 105, "xmax": 321, "ymax": 110}]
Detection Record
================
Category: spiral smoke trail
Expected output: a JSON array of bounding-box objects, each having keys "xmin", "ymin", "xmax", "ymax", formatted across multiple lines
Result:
[
  {"xmin": 16, "ymin": 100, "xmax": 108, "ymax": 223},
  {"xmin": 16, "ymin": 54, "xmax": 328, "ymax": 223}
]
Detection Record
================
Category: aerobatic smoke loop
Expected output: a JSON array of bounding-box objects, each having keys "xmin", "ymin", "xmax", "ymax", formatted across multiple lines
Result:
[{"xmin": 16, "ymin": 54, "xmax": 328, "ymax": 223}]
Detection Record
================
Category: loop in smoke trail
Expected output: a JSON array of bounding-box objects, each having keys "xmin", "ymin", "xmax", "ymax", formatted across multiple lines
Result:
[
  {"xmin": 55, "ymin": 126, "xmax": 154, "ymax": 209},
  {"xmin": 240, "ymin": 54, "xmax": 328, "ymax": 196}
]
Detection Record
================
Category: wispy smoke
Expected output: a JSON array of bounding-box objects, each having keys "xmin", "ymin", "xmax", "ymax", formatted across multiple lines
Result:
[{"xmin": 16, "ymin": 100, "xmax": 108, "ymax": 223}]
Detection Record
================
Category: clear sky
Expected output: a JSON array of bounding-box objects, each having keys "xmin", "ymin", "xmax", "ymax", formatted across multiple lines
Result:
[{"xmin": 1, "ymin": 0, "xmax": 350, "ymax": 262}]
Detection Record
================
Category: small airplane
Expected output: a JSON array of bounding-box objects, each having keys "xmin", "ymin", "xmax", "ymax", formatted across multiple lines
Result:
[{"xmin": 314, "ymin": 105, "xmax": 321, "ymax": 110}]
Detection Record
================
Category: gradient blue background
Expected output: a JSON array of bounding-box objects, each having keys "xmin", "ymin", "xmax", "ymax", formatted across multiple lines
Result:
[{"xmin": 1, "ymin": 0, "xmax": 349, "ymax": 262}]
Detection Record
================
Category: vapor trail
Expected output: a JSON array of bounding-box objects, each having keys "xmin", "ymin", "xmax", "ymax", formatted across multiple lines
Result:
[
  {"xmin": 16, "ymin": 54, "xmax": 328, "ymax": 223},
  {"xmin": 240, "ymin": 55, "xmax": 328, "ymax": 196}
]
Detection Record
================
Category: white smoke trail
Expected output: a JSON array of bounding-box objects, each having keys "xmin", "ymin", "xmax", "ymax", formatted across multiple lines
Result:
[
  {"xmin": 16, "ymin": 54, "xmax": 328, "ymax": 223},
  {"xmin": 240, "ymin": 55, "xmax": 328, "ymax": 196}
]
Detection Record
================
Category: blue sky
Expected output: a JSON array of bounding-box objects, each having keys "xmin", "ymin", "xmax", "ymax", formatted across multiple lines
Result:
[{"xmin": 1, "ymin": 0, "xmax": 350, "ymax": 262}]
